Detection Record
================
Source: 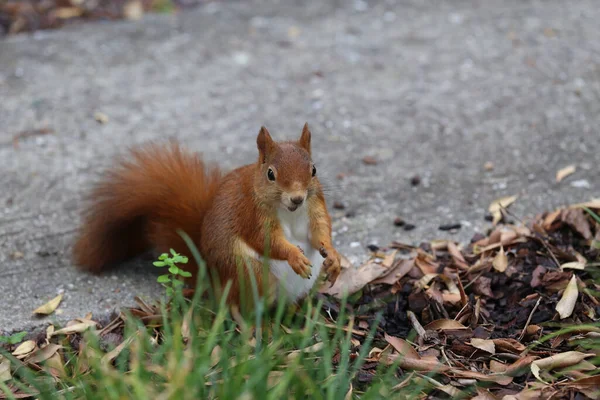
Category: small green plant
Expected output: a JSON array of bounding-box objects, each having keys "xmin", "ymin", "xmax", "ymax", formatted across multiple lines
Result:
[
  {"xmin": 153, "ymin": 249, "xmax": 192, "ymax": 296},
  {"xmin": 0, "ymin": 331, "xmax": 27, "ymax": 345}
]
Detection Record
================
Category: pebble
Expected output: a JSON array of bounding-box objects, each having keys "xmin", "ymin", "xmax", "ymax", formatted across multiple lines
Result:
[
  {"xmin": 362, "ymin": 156, "xmax": 377, "ymax": 165},
  {"xmin": 570, "ymin": 179, "xmax": 590, "ymax": 189},
  {"xmin": 410, "ymin": 175, "xmax": 421, "ymax": 186},
  {"xmin": 333, "ymin": 201, "xmax": 346, "ymax": 210},
  {"xmin": 393, "ymin": 217, "xmax": 405, "ymax": 227},
  {"xmin": 439, "ymin": 223, "xmax": 462, "ymax": 231},
  {"xmin": 367, "ymin": 244, "xmax": 379, "ymax": 252}
]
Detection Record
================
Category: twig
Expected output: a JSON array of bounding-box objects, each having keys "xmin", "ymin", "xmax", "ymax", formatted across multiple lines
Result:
[
  {"xmin": 407, "ymin": 310, "xmax": 428, "ymax": 340},
  {"xmin": 518, "ymin": 296, "xmax": 542, "ymax": 342},
  {"xmin": 463, "ymin": 271, "xmax": 485, "ymax": 290},
  {"xmin": 530, "ymin": 235, "xmax": 561, "ymax": 269}
]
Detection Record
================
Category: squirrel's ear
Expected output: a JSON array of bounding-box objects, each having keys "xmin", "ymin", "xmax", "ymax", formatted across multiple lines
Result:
[
  {"xmin": 298, "ymin": 122, "xmax": 311, "ymax": 154},
  {"xmin": 257, "ymin": 126, "xmax": 274, "ymax": 163}
]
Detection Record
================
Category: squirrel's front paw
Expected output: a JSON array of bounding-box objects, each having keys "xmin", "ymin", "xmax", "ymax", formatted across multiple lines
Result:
[
  {"xmin": 320, "ymin": 247, "xmax": 341, "ymax": 285},
  {"xmin": 288, "ymin": 250, "xmax": 312, "ymax": 279}
]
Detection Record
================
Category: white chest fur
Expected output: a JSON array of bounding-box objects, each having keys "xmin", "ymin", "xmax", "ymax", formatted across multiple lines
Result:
[{"xmin": 268, "ymin": 207, "xmax": 323, "ymax": 301}]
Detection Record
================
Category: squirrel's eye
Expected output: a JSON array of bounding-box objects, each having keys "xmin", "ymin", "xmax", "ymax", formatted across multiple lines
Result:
[
  {"xmin": 312, "ymin": 165, "xmax": 317, "ymax": 177},
  {"xmin": 267, "ymin": 168, "xmax": 276, "ymax": 181}
]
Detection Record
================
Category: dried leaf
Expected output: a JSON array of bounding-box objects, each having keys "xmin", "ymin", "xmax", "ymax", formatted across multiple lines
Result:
[
  {"xmin": 94, "ymin": 111, "xmax": 109, "ymax": 124},
  {"xmin": 101, "ymin": 332, "xmax": 139, "ymax": 366},
  {"xmin": 53, "ymin": 7, "xmax": 83, "ymax": 19},
  {"xmin": 561, "ymin": 208, "xmax": 593, "ymax": 239},
  {"xmin": 210, "ymin": 345, "xmax": 221, "ymax": 367},
  {"xmin": 384, "ymin": 352, "xmax": 449, "ymax": 372},
  {"xmin": 371, "ymin": 259, "xmax": 414, "ymax": 285},
  {"xmin": 45, "ymin": 352, "xmax": 66, "ymax": 379},
  {"xmin": 0, "ymin": 356, "xmax": 11, "ymax": 382},
  {"xmin": 447, "ymin": 242, "xmax": 469, "ymax": 269},
  {"xmin": 286, "ymin": 342, "xmax": 324, "ymax": 361},
  {"xmin": 569, "ymin": 199, "xmax": 600, "ymax": 209},
  {"xmin": 492, "ymin": 245, "xmax": 508, "ymax": 272},
  {"xmin": 449, "ymin": 369, "xmax": 512, "ymax": 385},
  {"xmin": 559, "ymin": 261, "xmax": 585, "ymax": 271},
  {"xmin": 320, "ymin": 260, "xmax": 388, "ymax": 298},
  {"xmin": 470, "ymin": 338, "xmax": 495, "ymax": 354},
  {"xmin": 12, "ymin": 340, "xmax": 36, "ymax": 357},
  {"xmin": 424, "ymin": 319, "xmax": 468, "ymax": 331},
  {"xmin": 51, "ymin": 320, "xmax": 97, "ymax": 336},
  {"xmin": 344, "ymin": 383, "xmax": 353, "ymax": 400},
  {"xmin": 562, "ymin": 375, "xmax": 600, "ymax": 400},
  {"xmin": 384, "ymin": 334, "xmax": 419, "ymax": 359},
  {"xmin": 556, "ymin": 275, "xmax": 578, "ymax": 319},
  {"xmin": 556, "ymin": 165, "xmax": 576, "ymax": 182},
  {"xmin": 123, "ymin": 0, "xmax": 143, "ymax": 20},
  {"xmin": 533, "ymin": 351, "xmax": 594, "ymax": 370},
  {"xmin": 33, "ymin": 294, "xmax": 63, "ymax": 315},
  {"xmin": 488, "ymin": 195, "xmax": 517, "ymax": 225},
  {"xmin": 492, "ymin": 338, "xmax": 526, "ymax": 353},
  {"xmin": 28, "ymin": 344, "xmax": 62, "ymax": 364}
]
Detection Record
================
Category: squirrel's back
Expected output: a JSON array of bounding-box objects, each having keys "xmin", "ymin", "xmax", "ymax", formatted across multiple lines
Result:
[{"xmin": 72, "ymin": 142, "xmax": 222, "ymax": 272}]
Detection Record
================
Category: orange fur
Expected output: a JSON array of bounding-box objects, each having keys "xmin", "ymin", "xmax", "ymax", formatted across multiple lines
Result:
[{"xmin": 72, "ymin": 124, "xmax": 341, "ymax": 309}]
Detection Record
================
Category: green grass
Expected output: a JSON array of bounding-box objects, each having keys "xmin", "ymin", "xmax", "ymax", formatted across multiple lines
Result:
[{"xmin": 0, "ymin": 237, "xmax": 407, "ymax": 400}]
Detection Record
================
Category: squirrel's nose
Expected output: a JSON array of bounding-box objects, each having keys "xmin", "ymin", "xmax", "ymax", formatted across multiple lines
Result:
[{"xmin": 291, "ymin": 196, "xmax": 304, "ymax": 205}]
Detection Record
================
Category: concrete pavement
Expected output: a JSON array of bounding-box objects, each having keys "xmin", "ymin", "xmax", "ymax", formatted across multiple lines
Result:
[{"xmin": 1, "ymin": 0, "xmax": 599, "ymax": 333}]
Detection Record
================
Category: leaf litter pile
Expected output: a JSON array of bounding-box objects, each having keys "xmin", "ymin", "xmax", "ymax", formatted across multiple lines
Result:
[
  {"xmin": 0, "ymin": 0, "xmax": 216, "ymax": 35},
  {"xmin": 1, "ymin": 199, "xmax": 600, "ymax": 399}
]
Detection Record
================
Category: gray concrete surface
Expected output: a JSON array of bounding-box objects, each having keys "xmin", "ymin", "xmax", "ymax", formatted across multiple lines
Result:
[{"xmin": 1, "ymin": 0, "xmax": 600, "ymax": 333}]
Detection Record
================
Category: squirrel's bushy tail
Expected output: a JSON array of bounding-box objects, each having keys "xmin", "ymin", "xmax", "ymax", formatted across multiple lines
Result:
[{"xmin": 72, "ymin": 142, "xmax": 222, "ymax": 272}]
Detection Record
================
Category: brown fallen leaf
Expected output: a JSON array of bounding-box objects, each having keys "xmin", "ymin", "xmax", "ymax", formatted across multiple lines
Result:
[
  {"xmin": 470, "ymin": 338, "xmax": 495, "ymax": 354},
  {"xmin": 532, "ymin": 351, "xmax": 594, "ymax": 373},
  {"xmin": 286, "ymin": 342, "xmax": 324, "ymax": 362},
  {"xmin": 559, "ymin": 261, "xmax": 585, "ymax": 271},
  {"xmin": 123, "ymin": 0, "xmax": 143, "ymax": 20},
  {"xmin": 504, "ymin": 356, "xmax": 539, "ymax": 377},
  {"xmin": 344, "ymin": 383, "xmax": 353, "ymax": 400},
  {"xmin": 45, "ymin": 352, "xmax": 66, "ymax": 379},
  {"xmin": 562, "ymin": 375, "xmax": 600, "ymax": 400},
  {"xmin": 101, "ymin": 332, "xmax": 139, "ymax": 367},
  {"xmin": 384, "ymin": 334, "xmax": 419, "ymax": 359},
  {"xmin": 371, "ymin": 259, "xmax": 414, "ymax": 285},
  {"xmin": 362, "ymin": 156, "xmax": 377, "ymax": 165},
  {"xmin": 488, "ymin": 195, "xmax": 518, "ymax": 225},
  {"xmin": 0, "ymin": 356, "xmax": 10, "ymax": 382},
  {"xmin": 33, "ymin": 294, "xmax": 63, "ymax": 315},
  {"xmin": 424, "ymin": 319, "xmax": 468, "ymax": 331},
  {"xmin": 210, "ymin": 345, "xmax": 222, "ymax": 367},
  {"xmin": 12, "ymin": 340, "xmax": 37, "ymax": 357},
  {"xmin": 53, "ymin": 7, "xmax": 83, "ymax": 19},
  {"xmin": 492, "ymin": 338, "xmax": 526, "ymax": 353},
  {"xmin": 569, "ymin": 198, "xmax": 600, "ymax": 209},
  {"xmin": 556, "ymin": 165, "xmax": 576, "ymax": 182},
  {"xmin": 447, "ymin": 242, "xmax": 469, "ymax": 270},
  {"xmin": 51, "ymin": 320, "xmax": 97, "ymax": 337},
  {"xmin": 384, "ymin": 352, "xmax": 449, "ymax": 372},
  {"xmin": 319, "ymin": 260, "xmax": 388, "ymax": 298},
  {"xmin": 27, "ymin": 344, "xmax": 62, "ymax": 364},
  {"xmin": 449, "ymin": 369, "xmax": 512, "ymax": 385},
  {"xmin": 555, "ymin": 275, "xmax": 578, "ymax": 319},
  {"xmin": 492, "ymin": 245, "xmax": 508, "ymax": 272},
  {"xmin": 561, "ymin": 208, "xmax": 593, "ymax": 239}
]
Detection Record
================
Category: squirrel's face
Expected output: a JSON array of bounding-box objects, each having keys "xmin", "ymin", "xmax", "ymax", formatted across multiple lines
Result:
[{"xmin": 256, "ymin": 124, "xmax": 319, "ymax": 212}]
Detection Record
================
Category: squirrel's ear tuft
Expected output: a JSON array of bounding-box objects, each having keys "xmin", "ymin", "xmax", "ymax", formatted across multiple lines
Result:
[
  {"xmin": 298, "ymin": 122, "xmax": 311, "ymax": 154},
  {"xmin": 257, "ymin": 126, "xmax": 274, "ymax": 163}
]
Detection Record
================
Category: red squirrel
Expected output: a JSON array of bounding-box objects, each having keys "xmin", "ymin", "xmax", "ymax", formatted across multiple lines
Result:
[{"xmin": 72, "ymin": 123, "xmax": 342, "ymax": 307}]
